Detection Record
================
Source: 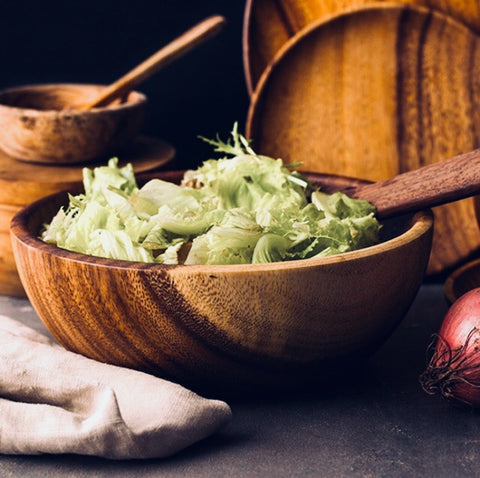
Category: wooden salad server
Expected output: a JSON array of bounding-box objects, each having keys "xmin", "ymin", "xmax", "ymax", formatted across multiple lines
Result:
[
  {"xmin": 77, "ymin": 15, "xmax": 226, "ymax": 110},
  {"xmin": 342, "ymin": 148, "xmax": 480, "ymax": 219}
]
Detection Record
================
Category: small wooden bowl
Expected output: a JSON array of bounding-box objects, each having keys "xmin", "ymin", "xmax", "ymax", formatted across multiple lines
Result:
[
  {"xmin": 444, "ymin": 259, "xmax": 480, "ymax": 305},
  {"xmin": 0, "ymin": 84, "xmax": 147, "ymax": 164},
  {"xmin": 10, "ymin": 172, "xmax": 433, "ymax": 392}
]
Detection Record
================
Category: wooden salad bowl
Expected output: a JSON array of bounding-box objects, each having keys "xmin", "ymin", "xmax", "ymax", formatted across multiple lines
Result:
[
  {"xmin": 0, "ymin": 83, "xmax": 146, "ymax": 164},
  {"xmin": 10, "ymin": 172, "xmax": 433, "ymax": 393}
]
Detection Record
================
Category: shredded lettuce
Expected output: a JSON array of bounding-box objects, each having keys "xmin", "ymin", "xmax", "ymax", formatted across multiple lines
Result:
[{"xmin": 41, "ymin": 125, "xmax": 381, "ymax": 264}]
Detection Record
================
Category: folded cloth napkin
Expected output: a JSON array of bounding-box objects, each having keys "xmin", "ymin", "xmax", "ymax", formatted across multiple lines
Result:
[{"xmin": 0, "ymin": 314, "xmax": 232, "ymax": 459}]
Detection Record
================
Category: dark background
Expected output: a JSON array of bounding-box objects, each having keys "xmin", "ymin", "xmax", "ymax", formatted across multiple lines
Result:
[{"xmin": 0, "ymin": 0, "xmax": 248, "ymax": 169}]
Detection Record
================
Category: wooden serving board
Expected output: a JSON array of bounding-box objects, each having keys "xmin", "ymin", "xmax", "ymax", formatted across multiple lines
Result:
[
  {"xmin": 243, "ymin": 0, "xmax": 480, "ymax": 95},
  {"xmin": 0, "ymin": 136, "xmax": 175, "ymax": 206},
  {"xmin": 246, "ymin": 4, "xmax": 480, "ymax": 274}
]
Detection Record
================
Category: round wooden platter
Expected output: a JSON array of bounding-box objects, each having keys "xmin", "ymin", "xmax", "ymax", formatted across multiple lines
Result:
[
  {"xmin": 0, "ymin": 135, "xmax": 175, "ymax": 207},
  {"xmin": 246, "ymin": 3, "xmax": 480, "ymax": 275},
  {"xmin": 243, "ymin": 0, "xmax": 480, "ymax": 95}
]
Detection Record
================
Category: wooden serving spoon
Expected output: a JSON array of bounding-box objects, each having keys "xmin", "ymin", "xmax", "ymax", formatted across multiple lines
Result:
[
  {"xmin": 341, "ymin": 148, "xmax": 480, "ymax": 219},
  {"xmin": 143, "ymin": 147, "xmax": 480, "ymax": 220},
  {"xmin": 77, "ymin": 15, "xmax": 226, "ymax": 110}
]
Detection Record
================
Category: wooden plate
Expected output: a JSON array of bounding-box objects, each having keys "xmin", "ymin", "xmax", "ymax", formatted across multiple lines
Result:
[
  {"xmin": 243, "ymin": 0, "xmax": 480, "ymax": 95},
  {"xmin": 0, "ymin": 135, "xmax": 175, "ymax": 206},
  {"xmin": 246, "ymin": 4, "xmax": 480, "ymax": 275}
]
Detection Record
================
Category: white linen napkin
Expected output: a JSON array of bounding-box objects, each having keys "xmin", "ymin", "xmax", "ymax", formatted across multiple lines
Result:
[{"xmin": 0, "ymin": 314, "xmax": 232, "ymax": 459}]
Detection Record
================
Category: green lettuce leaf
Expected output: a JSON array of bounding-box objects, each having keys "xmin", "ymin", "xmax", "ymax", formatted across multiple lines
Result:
[{"xmin": 41, "ymin": 124, "xmax": 381, "ymax": 264}]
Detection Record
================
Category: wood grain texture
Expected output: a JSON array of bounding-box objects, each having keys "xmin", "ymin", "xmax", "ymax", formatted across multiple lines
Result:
[
  {"xmin": 243, "ymin": 0, "xmax": 292, "ymax": 96},
  {"xmin": 243, "ymin": 0, "xmax": 480, "ymax": 94},
  {"xmin": 247, "ymin": 4, "xmax": 480, "ymax": 274},
  {"xmin": 0, "ymin": 204, "xmax": 23, "ymax": 296},
  {"xmin": 0, "ymin": 84, "xmax": 146, "ymax": 164},
  {"xmin": 346, "ymin": 148, "xmax": 480, "ymax": 219},
  {"xmin": 10, "ymin": 173, "xmax": 433, "ymax": 392},
  {"xmin": 0, "ymin": 136, "xmax": 174, "ymax": 207}
]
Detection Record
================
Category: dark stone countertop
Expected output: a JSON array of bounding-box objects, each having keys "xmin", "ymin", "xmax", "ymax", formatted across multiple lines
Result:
[{"xmin": 1, "ymin": 284, "xmax": 478, "ymax": 477}]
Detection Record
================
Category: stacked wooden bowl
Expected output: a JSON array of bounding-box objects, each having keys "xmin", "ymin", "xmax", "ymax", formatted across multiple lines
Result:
[{"xmin": 244, "ymin": 0, "xmax": 480, "ymax": 275}]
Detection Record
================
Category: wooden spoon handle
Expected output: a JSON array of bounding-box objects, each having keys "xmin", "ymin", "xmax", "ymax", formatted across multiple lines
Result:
[
  {"xmin": 345, "ymin": 148, "xmax": 480, "ymax": 219},
  {"xmin": 82, "ymin": 15, "xmax": 226, "ymax": 110}
]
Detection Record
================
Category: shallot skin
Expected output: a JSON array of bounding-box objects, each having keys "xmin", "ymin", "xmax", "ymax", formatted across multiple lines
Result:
[
  {"xmin": 439, "ymin": 288, "xmax": 480, "ymax": 350},
  {"xmin": 420, "ymin": 288, "xmax": 480, "ymax": 408}
]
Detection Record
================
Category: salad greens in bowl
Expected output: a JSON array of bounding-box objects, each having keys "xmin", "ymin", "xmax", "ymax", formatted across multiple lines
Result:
[
  {"xmin": 41, "ymin": 125, "xmax": 381, "ymax": 265},
  {"xmin": 11, "ymin": 126, "xmax": 433, "ymax": 393}
]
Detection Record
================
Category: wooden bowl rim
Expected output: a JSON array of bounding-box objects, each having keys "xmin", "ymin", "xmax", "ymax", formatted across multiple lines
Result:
[
  {"xmin": 10, "ymin": 174, "xmax": 434, "ymax": 273},
  {"xmin": 246, "ymin": 2, "xmax": 475, "ymax": 134},
  {"xmin": 444, "ymin": 258, "xmax": 480, "ymax": 304},
  {"xmin": 0, "ymin": 83, "xmax": 147, "ymax": 116}
]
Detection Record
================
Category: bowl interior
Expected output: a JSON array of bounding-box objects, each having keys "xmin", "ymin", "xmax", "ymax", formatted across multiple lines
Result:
[
  {"xmin": 17, "ymin": 170, "xmax": 422, "ymax": 262},
  {"xmin": 0, "ymin": 84, "xmax": 145, "ymax": 111}
]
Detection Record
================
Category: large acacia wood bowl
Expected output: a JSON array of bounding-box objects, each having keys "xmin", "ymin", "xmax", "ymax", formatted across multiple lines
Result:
[
  {"xmin": 0, "ymin": 84, "xmax": 146, "ymax": 164},
  {"xmin": 10, "ymin": 172, "xmax": 433, "ymax": 393}
]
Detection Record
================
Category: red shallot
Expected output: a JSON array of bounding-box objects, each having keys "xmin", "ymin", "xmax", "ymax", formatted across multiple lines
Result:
[{"xmin": 420, "ymin": 287, "xmax": 480, "ymax": 407}]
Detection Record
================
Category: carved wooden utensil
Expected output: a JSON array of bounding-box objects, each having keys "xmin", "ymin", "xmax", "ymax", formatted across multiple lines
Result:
[
  {"xmin": 343, "ymin": 148, "xmax": 480, "ymax": 219},
  {"xmin": 243, "ymin": 0, "xmax": 480, "ymax": 95},
  {"xmin": 246, "ymin": 4, "xmax": 480, "ymax": 274},
  {"xmin": 77, "ymin": 15, "xmax": 226, "ymax": 110}
]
